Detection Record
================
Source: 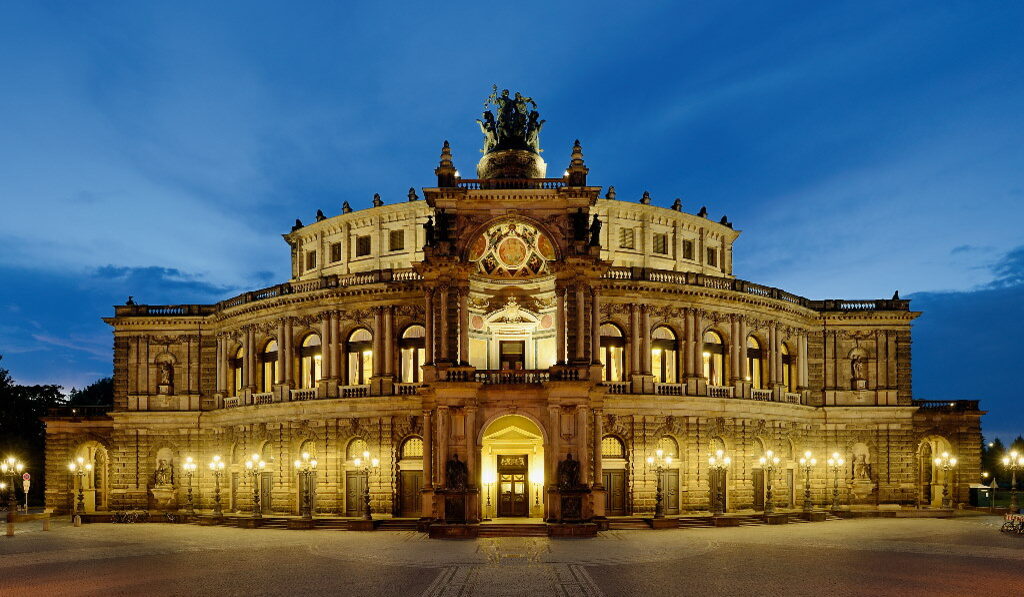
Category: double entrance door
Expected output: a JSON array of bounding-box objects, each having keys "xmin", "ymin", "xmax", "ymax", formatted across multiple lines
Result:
[
  {"xmin": 346, "ymin": 471, "xmax": 368, "ymax": 517},
  {"xmin": 497, "ymin": 454, "xmax": 529, "ymax": 517},
  {"xmin": 604, "ymin": 470, "xmax": 626, "ymax": 516}
]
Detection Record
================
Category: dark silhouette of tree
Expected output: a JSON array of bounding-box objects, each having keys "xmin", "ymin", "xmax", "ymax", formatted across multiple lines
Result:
[{"xmin": 67, "ymin": 377, "xmax": 113, "ymax": 407}]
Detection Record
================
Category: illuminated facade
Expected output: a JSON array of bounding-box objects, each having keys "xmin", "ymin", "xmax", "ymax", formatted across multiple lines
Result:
[{"xmin": 44, "ymin": 93, "xmax": 982, "ymax": 524}]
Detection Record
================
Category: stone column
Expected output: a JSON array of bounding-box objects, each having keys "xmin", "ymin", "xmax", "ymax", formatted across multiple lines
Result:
[
  {"xmin": 384, "ymin": 306, "xmax": 394, "ymax": 376},
  {"xmin": 439, "ymin": 286, "xmax": 449, "ymax": 362},
  {"xmin": 576, "ymin": 406, "xmax": 589, "ymax": 483},
  {"xmin": 320, "ymin": 316, "xmax": 332, "ymax": 381},
  {"xmin": 556, "ymin": 288, "xmax": 567, "ymax": 364},
  {"xmin": 437, "ymin": 407, "xmax": 449, "ymax": 485},
  {"xmin": 424, "ymin": 290, "xmax": 434, "ymax": 364},
  {"xmin": 284, "ymin": 318, "xmax": 294, "ymax": 385},
  {"xmin": 591, "ymin": 287, "xmax": 601, "ymax": 364},
  {"xmin": 690, "ymin": 310, "xmax": 702, "ymax": 377},
  {"xmin": 630, "ymin": 305, "xmax": 640, "ymax": 375},
  {"xmin": 244, "ymin": 327, "xmax": 254, "ymax": 390},
  {"xmin": 738, "ymin": 317, "xmax": 749, "ymax": 381},
  {"xmin": 575, "ymin": 285, "xmax": 586, "ymax": 360},
  {"xmin": 641, "ymin": 305, "xmax": 652, "ymax": 374},
  {"xmin": 422, "ymin": 409, "xmax": 434, "ymax": 518},
  {"xmin": 547, "ymin": 405, "xmax": 561, "ymax": 520},
  {"xmin": 593, "ymin": 410, "xmax": 604, "ymax": 484},
  {"xmin": 329, "ymin": 311, "xmax": 340, "ymax": 380},
  {"xmin": 458, "ymin": 287, "xmax": 469, "ymax": 365},
  {"xmin": 767, "ymin": 324, "xmax": 776, "ymax": 385},
  {"xmin": 215, "ymin": 335, "xmax": 224, "ymax": 392},
  {"xmin": 798, "ymin": 334, "xmax": 809, "ymax": 388}
]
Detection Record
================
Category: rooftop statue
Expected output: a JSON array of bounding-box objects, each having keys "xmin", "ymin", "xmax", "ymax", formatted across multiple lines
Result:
[{"xmin": 479, "ymin": 85, "xmax": 545, "ymax": 154}]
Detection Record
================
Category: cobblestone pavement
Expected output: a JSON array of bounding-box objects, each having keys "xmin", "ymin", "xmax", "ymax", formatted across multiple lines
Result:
[{"xmin": 2, "ymin": 516, "xmax": 1022, "ymax": 596}]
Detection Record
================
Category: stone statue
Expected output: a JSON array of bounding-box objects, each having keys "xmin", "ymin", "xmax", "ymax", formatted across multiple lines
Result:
[
  {"xmin": 126, "ymin": 295, "xmax": 136, "ymax": 306},
  {"xmin": 671, "ymin": 198, "xmax": 682, "ymax": 211},
  {"xmin": 316, "ymin": 209, "xmax": 326, "ymax": 222},
  {"xmin": 292, "ymin": 219, "xmax": 303, "ymax": 232},
  {"xmin": 342, "ymin": 201, "xmax": 352, "ymax": 214},
  {"xmin": 851, "ymin": 354, "xmax": 865, "ymax": 380},
  {"xmin": 526, "ymin": 110, "xmax": 545, "ymax": 153},
  {"xmin": 158, "ymin": 362, "xmax": 173, "ymax": 387},
  {"xmin": 372, "ymin": 193, "xmax": 383, "ymax": 207},
  {"xmin": 154, "ymin": 459, "xmax": 173, "ymax": 486},
  {"xmin": 445, "ymin": 453, "xmax": 468, "ymax": 490},
  {"xmin": 477, "ymin": 112, "xmax": 498, "ymax": 153},
  {"xmin": 423, "ymin": 216, "xmax": 436, "ymax": 247},
  {"xmin": 854, "ymin": 454, "xmax": 871, "ymax": 480},
  {"xmin": 588, "ymin": 214, "xmax": 602, "ymax": 247},
  {"xmin": 557, "ymin": 452, "xmax": 582, "ymax": 490},
  {"xmin": 481, "ymin": 86, "xmax": 544, "ymax": 154}
]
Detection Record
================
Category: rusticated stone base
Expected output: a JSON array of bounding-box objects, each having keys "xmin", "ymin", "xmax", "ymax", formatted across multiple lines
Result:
[
  {"xmin": 547, "ymin": 523, "xmax": 598, "ymax": 537},
  {"xmin": 764, "ymin": 514, "xmax": 789, "ymax": 525},
  {"xmin": 712, "ymin": 516, "xmax": 741, "ymax": 527},
  {"xmin": 287, "ymin": 519, "xmax": 317, "ymax": 530},
  {"xmin": 236, "ymin": 518, "xmax": 263, "ymax": 529},
  {"xmin": 799, "ymin": 511, "xmax": 827, "ymax": 522},
  {"xmin": 645, "ymin": 517, "xmax": 678, "ymax": 529},
  {"xmin": 428, "ymin": 523, "xmax": 480, "ymax": 539},
  {"xmin": 348, "ymin": 520, "xmax": 380, "ymax": 531}
]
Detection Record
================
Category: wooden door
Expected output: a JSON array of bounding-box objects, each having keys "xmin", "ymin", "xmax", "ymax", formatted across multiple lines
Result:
[
  {"xmin": 499, "ymin": 341, "xmax": 526, "ymax": 370},
  {"xmin": 604, "ymin": 470, "xmax": 626, "ymax": 515},
  {"xmin": 260, "ymin": 473, "xmax": 273, "ymax": 514},
  {"xmin": 752, "ymin": 469, "xmax": 765, "ymax": 510},
  {"xmin": 399, "ymin": 470, "xmax": 422, "ymax": 517},
  {"xmin": 346, "ymin": 471, "xmax": 367, "ymax": 517},
  {"xmin": 660, "ymin": 470, "xmax": 679, "ymax": 515},
  {"xmin": 497, "ymin": 455, "xmax": 529, "ymax": 517}
]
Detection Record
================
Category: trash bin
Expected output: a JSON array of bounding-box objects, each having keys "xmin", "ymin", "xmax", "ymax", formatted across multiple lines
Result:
[{"xmin": 969, "ymin": 484, "xmax": 992, "ymax": 507}]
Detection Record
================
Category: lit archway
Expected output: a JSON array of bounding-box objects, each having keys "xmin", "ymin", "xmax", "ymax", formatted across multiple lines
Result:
[{"xmin": 480, "ymin": 414, "xmax": 546, "ymax": 519}]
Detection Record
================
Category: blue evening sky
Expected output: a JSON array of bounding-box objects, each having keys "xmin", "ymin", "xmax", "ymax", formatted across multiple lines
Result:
[{"xmin": 1, "ymin": 2, "xmax": 1021, "ymax": 440}]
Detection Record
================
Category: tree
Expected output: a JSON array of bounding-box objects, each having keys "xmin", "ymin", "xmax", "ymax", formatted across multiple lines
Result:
[{"xmin": 67, "ymin": 378, "xmax": 113, "ymax": 408}]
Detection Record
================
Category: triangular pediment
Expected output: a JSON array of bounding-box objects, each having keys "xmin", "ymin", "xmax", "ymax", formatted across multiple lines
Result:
[{"xmin": 483, "ymin": 424, "xmax": 542, "ymax": 442}]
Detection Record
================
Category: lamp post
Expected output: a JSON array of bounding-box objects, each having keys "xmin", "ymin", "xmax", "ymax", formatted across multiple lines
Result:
[
  {"xmin": 1002, "ymin": 450, "xmax": 1024, "ymax": 513},
  {"xmin": 1, "ymin": 457, "xmax": 24, "ymax": 512},
  {"xmin": 67, "ymin": 457, "xmax": 93, "ymax": 525},
  {"xmin": 827, "ymin": 452, "xmax": 846, "ymax": 512},
  {"xmin": 244, "ymin": 454, "xmax": 267, "ymax": 519},
  {"xmin": 294, "ymin": 452, "xmax": 318, "ymax": 520},
  {"xmin": 181, "ymin": 457, "xmax": 197, "ymax": 516},
  {"xmin": 353, "ymin": 451, "xmax": 379, "ymax": 521},
  {"xmin": 482, "ymin": 469, "xmax": 496, "ymax": 518},
  {"xmin": 529, "ymin": 467, "xmax": 543, "ymax": 512},
  {"xmin": 933, "ymin": 452, "xmax": 957, "ymax": 509},
  {"xmin": 798, "ymin": 451, "xmax": 817, "ymax": 513},
  {"xmin": 208, "ymin": 455, "xmax": 225, "ymax": 518},
  {"xmin": 708, "ymin": 449, "xmax": 731, "ymax": 516},
  {"xmin": 646, "ymin": 449, "xmax": 673, "ymax": 519},
  {"xmin": 759, "ymin": 450, "xmax": 781, "ymax": 515}
]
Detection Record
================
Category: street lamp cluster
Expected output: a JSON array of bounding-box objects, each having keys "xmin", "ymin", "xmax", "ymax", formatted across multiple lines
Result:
[
  {"xmin": 67, "ymin": 456, "xmax": 92, "ymax": 524},
  {"xmin": 2, "ymin": 457, "xmax": 25, "ymax": 513},
  {"xmin": 1002, "ymin": 450, "xmax": 1023, "ymax": 512},
  {"xmin": 294, "ymin": 452, "xmax": 318, "ymax": 520},
  {"xmin": 827, "ymin": 452, "xmax": 846, "ymax": 511},
  {"xmin": 244, "ymin": 454, "xmax": 267, "ymax": 519},
  {"xmin": 758, "ymin": 450, "xmax": 781, "ymax": 515},
  {"xmin": 707, "ymin": 449, "xmax": 730, "ymax": 516},
  {"xmin": 353, "ymin": 451, "xmax": 380, "ymax": 521},
  {"xmin": 646, "ymin": 449, "xmax": 673, "ymax": 519},
  {"xmin": 933, "ymin": 451, "xmax": 958, "ymax": 509}
]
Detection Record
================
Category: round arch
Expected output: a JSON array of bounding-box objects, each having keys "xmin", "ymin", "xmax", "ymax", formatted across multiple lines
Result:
[{"xmin": 479, "ymin": 413, "xmax": 547, "ymax": 519}]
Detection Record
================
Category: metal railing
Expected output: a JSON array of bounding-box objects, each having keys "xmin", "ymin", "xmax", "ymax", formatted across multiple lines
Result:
[
  {"xmin": 45, "ymin": 405, "xmax": 113, "ymax": 418},
  {"xmin": 912, "ymin": 400, "xmax": 980, "ymax": 412}
]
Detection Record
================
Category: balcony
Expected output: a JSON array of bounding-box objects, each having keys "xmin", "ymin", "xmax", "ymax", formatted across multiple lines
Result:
[
  {"xmin": 708, "ymin": 385, "xmax": 734, "ymax": 398},
  {"xmin": 475, "ymin": 370, "xmax": 551, "ymax": 385},
  {"xmin": 912, "ymin": 400, "xmax": 981, "ymax": 412},
  {"xmin": 751, "ymin": 389, "xmax": 773, "ymax": 401},
  {"xmin": 455, "ymin": 178, "xmax": 567, "ymax": 190},
  {"xmin": 290, "ymin": 388, "xmax": 317, "ymax": 401}
]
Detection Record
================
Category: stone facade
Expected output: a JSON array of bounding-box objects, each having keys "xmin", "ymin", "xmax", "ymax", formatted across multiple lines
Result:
[{"xmin": 44, "ymin": 104, "xmax": 982, "ymax": 520}]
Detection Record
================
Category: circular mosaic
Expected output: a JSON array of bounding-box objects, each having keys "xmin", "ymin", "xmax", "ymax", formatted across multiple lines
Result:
[{"xmin": 469, "ymin": 221, "xmax": 555, "ymax": 278}]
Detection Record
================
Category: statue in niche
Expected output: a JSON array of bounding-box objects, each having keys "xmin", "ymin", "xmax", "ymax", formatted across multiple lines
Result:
[
  {"xmin": 854, "ymin": 454, "xmax": 871, "ymax": 480},
  {"xmin": 851, "ymin": 354, "xmax": 865, "ymax": 380},
  {"xmin": 445, "ymin": 453, "xmax": 468, "ymax": 491},
  {"xmin": 159, "ymin": 362, "xmax": 173, "ymax": 386},
  {"xmin": 423, "ymin": 216, "xmax": 435, "ymax": 248},
  {"xmin": 557, "ymin": 452, "xmax": 583, "ymax": 490},
  {"xmin": 588, "ymin": 215, "xmax": 602, "ymax": 247},
  {"xmin": 154, "ymin": 459, "xmax": 173, "ymax": 486}
]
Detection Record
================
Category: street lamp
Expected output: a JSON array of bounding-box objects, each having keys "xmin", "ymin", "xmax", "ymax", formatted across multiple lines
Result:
[
  {"xmin": 646, "ymin": 449, "xmax": 673, "ymax": 519},
  {"xmin": 529, "ymin": 467, "xmax": 544, "ymax": 509},
  {"xmin": 933, "ymin": 452, "xmax": 958, "ymax": 509},
  {"xmin": 67, "ymin": 457, "xmax": 92, "ymax": 525},
  {"xmin": 181, "ymin": 457, "xmax": 197, "ymax": 516},
  {"xmin": 798, "ymin": 451, "xmax": 817, "ymax": 513},
  {"xmin": 208, "ymin": 455, "xmax": 225, "ymax": 518},
  {"xmin": 482, "ymin": 469, "xmax": 496, "ymax": 516},
  {"xmin": 827, "ymin": 452, "xmax": 846, "ymax": 511},
  {"xmin": 1002, "ymin": 450, "xmax": 1024, "ymax": 513},
  {"xmin": 708, "ymin": 449, "xmax": 731, "ymax": 516},
  {"xmin": 1, "ymin": 457, "xmax": 25, "ymax": 512},
  {"xmin": 294, "ymin": 452, "xmax": 318, "ymax": 520},
  {"xmin": 244, "ymin": 454, "xmax": 267, "ymax": 519},
  {"xmin": 353, "ymin": 451, "xmax": 379, "ymax": 521},
  {"xmin": 759, "ymin": 450, "xmax": 781, "ymax": 515}
]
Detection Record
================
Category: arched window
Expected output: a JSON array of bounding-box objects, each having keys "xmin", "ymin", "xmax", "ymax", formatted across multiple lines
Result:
[
  {"xmin": 702, "ymin": 330, "xmax": 726, "ymax": 386},
  {"xmin": 230, "ymin": 346, "xmax": 244, "ymax": 396},
  {"xmin": 347, "ymin": 329, "xmax": 373, "ymax": 386},
  {"xmin": 600, "ymin": 324, "xmax": 625, "ymax": 382},
  {"xmin": 781, "ymin": 343, "xmax": 795, "ymax": 392},
  {"xmin": 259, "ymin": 341, "xmax": 277, "ymax": 393},
  {"xmin": 746, "ymin": 336, "xmax": 764, "ymax": 390},
  {"xmin": 651, "ymin": 326, "xmax": 678, "ymax": 383},
  {"xmin": 602, "ymin": 435, "xmax": 626, "ymax": 459},
  {"xmin": 400, "ymin": 437, "xmax": 423, "ymax": 460},
  {"xmin": 346, "ymin": 438, "xmax": 369, "ymax": 462},
  {"xmin": 399, "ymin": 325, "xmax": 426, "ymax": 383},
  {"xmin": 658, "ymin": 436, "xmax": 679, "ymax": 459},
  {"xmin": 299, "ymin": 334, "xmax": 322, "ymax": 389},
  {"xmin": 299, "ymin": 439, "xmax": 317, "ymax": 459}
]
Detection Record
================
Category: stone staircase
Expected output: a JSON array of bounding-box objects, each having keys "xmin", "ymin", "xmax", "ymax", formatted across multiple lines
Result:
[
  {"xmin": 477, "ymin": 523, "xmax": 549, "ymax": 537},
  {"xmin": 377, "ymin": 518, "xmax": 420, "ymax": 531},
  {"xmin": 607, "ymin": 517, "xmax": 652, "ymax": 530}
]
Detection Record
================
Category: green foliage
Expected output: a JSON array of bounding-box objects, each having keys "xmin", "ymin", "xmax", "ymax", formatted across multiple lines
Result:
[{"xmin": 67, "ymin": 377, "xmax": 113, "ymax": 407}]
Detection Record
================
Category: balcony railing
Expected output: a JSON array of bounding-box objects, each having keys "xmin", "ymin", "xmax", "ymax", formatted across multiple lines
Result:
[
  {"xmin": 475, "ymin": 370, "xmax": 550, "ymax": 385},
  {"xmin": 912, "ymin": 400, "xmax": 980, "ymax": 412},
  {"xmin": 395, "ymin": 382, "xmax": 425, "ymax": 395},
  {"xmin": 784, "ymin": 392, "xmax": 802, "ymax": 404},
  {"xmin": 223, "ymin": 397, "xmax": 240, "ymax": 408},
  {"xmin": 340, "ymin": 385, "xmax": 369, "ymax": 398},
  {"xmin": 290, "ymin": 388, "xmax": 317, "ymax": 401},
  {"xmin": 253, "ymin": 392, "xmax": 274, "ymax": 405},
  {"xmin": 708, "ymin": 385, "xmax": 734, "ymax": 398},
  {"xmin": 45, "ymin": 405, "xmax": 113, "ymax": 418},
  {"xmin": 654, "ymin": 383, "xmax": 684, "ymax": 396},
  {"xmin": 751, "ymin": 389, "xmax": 773, "ymax": 401},
  {"xmin": 455, "ymin": 178, "xmax": 567, "ymax": 190},
  {"xmin": 604, "ymin": 382, "xmax": 629, "ymax": 395}
]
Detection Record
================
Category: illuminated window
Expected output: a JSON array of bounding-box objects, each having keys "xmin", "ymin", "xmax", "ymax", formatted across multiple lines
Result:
[
  {"xmin": 602, "ymin": 436, "xmax": 625, "ymax": 458},
  {"xmin": 651, "ymin": 326, "xmax": 678, "ymax": 383},
  {"xmin": 682, "ymin": 239, "xmax": 694, "ymax": 260},
  {"xmin": 259, "ymin": 340, "xmax": 277, "ymax": 393},
  {"xmin": 389, "ymin": 229, "xmax": 405, "ymax": 252},
  {"xmin": 658, "ymin": 436, "xmax": 678, "ymax": 459},
  {"xmin": 347, "ymin": 328, "xmax": 373, "ymax": 386},
  {"xmin": 230, "ymin": 346, "xmax": 244, "ymax": 395},
  {"xmin": 305, "ymin": 251, "xmax": 317, "ymax": 271},
  {"xmin": 746, "ymin": 336, "xmax": 764, "ymax": 389},
  {"xmin": 653, "ymin": 233, "xmax": 668, "ymax": 255},
  {"xmin": 619, "ymin": 228, "xmax": 635, "ymax": 250},
  {"xmin": 330, "ymin": 242, "xmax": 342, "ymax": 263},
  {"xmin": 356, "ymin": 235, "xmax": 371, "ymax": 257},
  {"xmin": 399, "ymin": 325, "xmax": 426, "ymax": 383},
  {"xmin": 346, "ymin": 438, "xmax": 368, "ymax": 461},
  {"xmin": 299, "ymin": 334, "xmax": 322, "ymax": 389},
  {"xmin": 703, "ymin": 330, "xmax": 726, "ymax": 386},
  {"xmin": 781, "ymin": 343, "xmax": 795, "ymax": 392},
  {"xmin": 400, "ymin": 437, "xmax": 423, "ymax": 459},
  {"xmin": 600, "ymin": 323, "xmax": 625, "ymax": 382}
]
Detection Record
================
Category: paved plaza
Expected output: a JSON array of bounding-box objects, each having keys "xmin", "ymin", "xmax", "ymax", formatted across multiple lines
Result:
[{"xmin": 2, "ymin": 516, "xmax": 1022, "ymax": 596}]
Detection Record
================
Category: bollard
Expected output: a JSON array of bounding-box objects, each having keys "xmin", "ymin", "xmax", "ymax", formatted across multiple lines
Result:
[
  {"xmin": 73, "ymin": 514, "xmax": 81, "ymax": 527},
  {"xmin": 5, "ymin": 512, "xmax": 13, "ymax": 537},
  {"xmin": 43, "ymin": 517, "xmax": 50, "ymax": 531}
]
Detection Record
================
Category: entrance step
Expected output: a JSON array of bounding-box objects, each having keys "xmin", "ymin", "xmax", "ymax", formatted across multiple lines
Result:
[
  {"xmin": 607, "ymin": 517, "xmax": 650, "ymax": 530},
  {"xmin": 378, "ymin": 519, "xmax": 420, "ymax": 531},
  {"xmin": 477, "ymin": 523, "xmax": 548, "ymax": 538}
]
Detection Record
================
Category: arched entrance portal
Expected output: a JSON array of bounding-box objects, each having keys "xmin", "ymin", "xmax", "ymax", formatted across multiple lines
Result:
[
  {"xmin": 480, "ymin": 415, "xmax": 545, "ymax": 518},
  {"xmin": 919, "ymin": 435, "xmax": 953, "ymax": 507}
]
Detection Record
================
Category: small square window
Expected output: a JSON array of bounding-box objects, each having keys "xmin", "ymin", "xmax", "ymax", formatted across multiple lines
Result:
[
  {"xmin": 356, "ymin": 235, "xmax": 371, "ymax": 257},
  {"xmin": 619, "ymin": 228, "xmax": 635, "ymax": 250},
  {"xmin": 330, "ymin": 242, "xmax": 342, "ymax": 263},
  {"xmin": 653, "ymin": 233, "xmax": 668, "ymax": 255},
  {"xmin": 682, "ymin": 239, "xmax": 694, "ymax": 260},
  {"xmin": 707, "ymin": 248, "xmax": 718, "ymax": 267},
  {"xmin": 305, "ymin": 251, "xmax": 317, "ymax": 271},
  {"xmin": 389, "ymin": 229, "xmax": 405, "ymax": 252}
]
